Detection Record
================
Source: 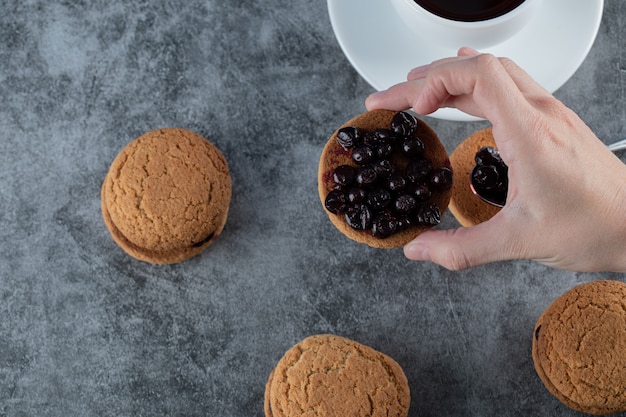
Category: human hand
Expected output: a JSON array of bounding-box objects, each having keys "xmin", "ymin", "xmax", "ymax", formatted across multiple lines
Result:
[{"xmin": 366, "ymin": 48, "xmax": 626, "ymax": 272}]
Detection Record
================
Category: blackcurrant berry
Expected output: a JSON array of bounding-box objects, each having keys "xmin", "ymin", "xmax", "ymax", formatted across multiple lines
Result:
[
  {"xmin": 366, "ymin": 188, "xmax": 391, "ymax": 211},
  {"xmin": 394, "ymin": 194, "xmax": 417, "ymax": 214},
  {"xmin": 471, "ymin": 165, "xmax": 499, "ymax": 190},
  {"xmin": 356, "ymin": 166, "xmax": 377, "ymax": 187},
  {"xmin": 371, "ymin": 213, "xmax": 397, "ymax": 238},
  {"xmin": 387, "ymin": 174, "xmax": 407, "ymax": 193},
  {"xmin": 474, "ymin": 146, "xmax": 502, "ymax": 166},
  {"xmin": 430, "ymin": 167, "xmax": 453, "ymax": 190},
  {"xmin": 345, "ymin": 204, "xmax": 372, "ymax": 231},
  {"xmin": 352, "ymin": 144, "xmax": 375, "ymax": 165},
  {"xmin": 416, "ymin": 203, "xmax": 441, "ymax": 227},
  {"xmin": 391, "ymin": 111, "xmax": 417, "ymax": 137},
  {"xmin": 325, "ymin": 189, "xmax": 348, "ymax": 214},
  {"xmin": 402, "ymin": 138, "xmax": 425, "ymax": 157},
  {"xmin": 347, "ymin": 187, "xmax": 367, "ymax": 204},
  {"xmin": 332, "ymin": 165, "xmax": 356, "ymax": 187},
  {"xmin": 406, "ymin": 159, "xmax": 432, "ymax": 183},
  {"xmin": 336, "ymin": 126, "xmax": 362, "ymax": 150}
]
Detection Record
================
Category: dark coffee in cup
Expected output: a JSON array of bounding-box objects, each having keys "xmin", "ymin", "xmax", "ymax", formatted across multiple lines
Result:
[{"xmin": 414, "ymin": 0, "xmax": 526, "ymax": 22}]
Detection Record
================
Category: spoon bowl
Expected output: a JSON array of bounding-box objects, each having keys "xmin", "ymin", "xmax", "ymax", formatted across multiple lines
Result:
[
  {"xmin": 470, "ymin": 138, "xmax": 626, "ymax": 207},
  {"xmin": 469, "ymin": 165, "xmax": 506, "ymax": 207}
]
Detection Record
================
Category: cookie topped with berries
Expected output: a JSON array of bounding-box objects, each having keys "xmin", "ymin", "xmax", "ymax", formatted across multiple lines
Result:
[{"xmin": 318, "ymin": 110, "xmax": 452, "ymax": 248}]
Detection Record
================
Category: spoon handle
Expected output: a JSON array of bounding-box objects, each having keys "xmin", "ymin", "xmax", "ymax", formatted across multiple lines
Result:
[{"xmin": 608, "ymin": 138, "xmax": 626, "ymax": 152}]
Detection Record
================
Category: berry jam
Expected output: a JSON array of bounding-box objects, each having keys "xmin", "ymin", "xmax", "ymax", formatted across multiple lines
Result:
[
  {"xmin": 324, "ymin": 111, "xmax": 451, "ymax": 239},
  {"xmin": 471, "ymin": 146, "xmax": 508, "ymax": 206}
]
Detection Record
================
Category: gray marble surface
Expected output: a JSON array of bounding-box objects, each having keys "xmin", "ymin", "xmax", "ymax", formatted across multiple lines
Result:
[{"xmin": 0, "ymin": 1, "xmax": 624, "ymax": 416}]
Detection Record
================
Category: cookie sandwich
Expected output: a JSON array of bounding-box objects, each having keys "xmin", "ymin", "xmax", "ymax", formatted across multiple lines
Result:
[
  {"xmin": 101, "ymin": 128, "xmax": 232, "ymax": 264},
  {"xmin": 264, "ymin": 334, "xmax": 410, "ymax": 417},
  {"xmin": 532, "ymin": 280, "xmax": 626, "ymax": 415}
]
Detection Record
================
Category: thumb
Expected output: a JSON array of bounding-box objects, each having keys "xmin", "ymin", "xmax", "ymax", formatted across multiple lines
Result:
[{"xmin": 404, "ymin": 218, "xmax": 523, "ymax": 270}]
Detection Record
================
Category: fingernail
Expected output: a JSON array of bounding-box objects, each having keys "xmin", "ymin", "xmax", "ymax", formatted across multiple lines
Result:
[
  {"xmin": 404, "ymin": 240, "xmax": 432, "ymax": 262},
  {"xmin": 460, "ymin": 46, "xmax": 480, "ymax": 56},
  {"xmin": 367, "ymin": 90, "xmax": 384, "ymax": 100},
  {"xmin": 365, "ymin": 91, "xmax": 384, "ymax": 110},
  {"xmin": 407, "ymin": 64, "xmax": 430, "ymax": 80}
]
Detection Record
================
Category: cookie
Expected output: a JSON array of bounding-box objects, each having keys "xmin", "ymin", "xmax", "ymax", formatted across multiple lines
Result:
[
  {"xmin": 318, "ymin": 109, "xmax": 452, "ymax": 248},
  {"xmin": 532, "ymin": 280, "xmax": 626, "ymax": 415},
  {"xmin": 101, "ymin": 128, "xmax": 232, "ymax": 264},
  {"xmin": 448, "ymin": 127, "xmax": 501, "ymax": 227},
  {"xmin": 264, "ymin": 334, "xmax": 410, "ymax": 417}
]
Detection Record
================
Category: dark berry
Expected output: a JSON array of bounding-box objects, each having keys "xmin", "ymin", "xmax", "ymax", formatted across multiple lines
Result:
[
  {"xmin": 406, "ymin": 159, "xmax": 432, "ymax": 183},
  {"xmin": 351, "ymin": 144, "xmax": 375, "ymax": 165},
  {"xmin": 394, "ymin": 194, "xmax": 417, "ymax": 214},
  {"xmin": 474, "ymin": 146, "xmax": 502, "ymax": 166},
  {"xmin": 371, "ymin": 213, "xmax": 397, "ymax": 238},
  {"xmin": 396, "ymin": 216, "xmax": 412, "ymax": 231},
  {"xmin": 332, "ymin": 165, "xmax": 356, "ymax": 187},
  {"xmin": 430, "ymin": 167, "xmax": 453, "ymax": 190},
  {"xmin": 471, "ymin": 147, "xmax": 508, "ymax": 206},
  {"xmin": 366, "ymin": 188, "xmax": 391, "ymax": 211},
  {"xmin": 374, "ymin": 128, "xmax": 395, "ymax": 144},
  {"xmin": 411, "ymin": 184, "xmax": 432, "ymax": 201},
  {"xmin": 471, "ymin": 165, "xmax": 499, "ymax": 190},
  {"xmin": 376, "ymin": 142, "xmax": 394, "ymax": 159},
  {"xmin": 373, "ymin": 159, "xmax": 393, "ymax": 178},
  {"xmin": 347, "ymin": 187, "xmax": 367, "ymax": 204},
  {"xmin": 356, "ymin": 166, "xmax": 377, "ymax": 187},
  {"xmin": 362, "ymin": 132, "xmax": 378, "ymax": 145},
  {"xmin": 336, "ymin": 126, "xmax": 362, "ymax": 150},
  {"xmin": 416, "ymin": 203, "xmax": 441, "ymax": 227},
  {"xmin": 391, "ymin": 111, "xmax": 417, "ymax": 137},
  {"xmin": 495, "ymin": 176, "xmax": 508, "ymax": 194},
  {"xmin": 401, "ymin": 138, "xmax": 425, "ymax": 157},
  {"xmin": 387, "ymin": 174, "xmax": 407, "ymax": 193},
  {"xmin": 345, "ymin": 204, "xmax": 372, "ymax": 231},
  {"xmin": 326, "ymin": 111, "xmax": 449, "ymax": 240},
  {"xmin": 325, "ymin": 189, "xmax": 348, "ymax": 214}
]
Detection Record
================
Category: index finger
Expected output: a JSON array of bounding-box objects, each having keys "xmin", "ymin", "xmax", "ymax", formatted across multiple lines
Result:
[
  {"xmin": 367, "ymin": 54, "xmax": 548, "ymax": 126},
  {"xmin": 412, "ymin": 54, "xmax": 535, "ymax": 123}
]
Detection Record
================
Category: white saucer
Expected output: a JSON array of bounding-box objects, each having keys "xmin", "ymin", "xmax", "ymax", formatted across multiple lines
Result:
[{"xmin": 328, "ymin": 0, "xmax": 603, "ymax": 121}]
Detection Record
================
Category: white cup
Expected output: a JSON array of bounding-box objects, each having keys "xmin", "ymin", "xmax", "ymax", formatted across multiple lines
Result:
[{"xmin": 390, "ymin": 0, "xmax": 543, "ymax": 49}]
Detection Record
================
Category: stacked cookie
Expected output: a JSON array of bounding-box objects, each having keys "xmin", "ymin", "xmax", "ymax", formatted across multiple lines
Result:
[
  {"xmin": 264, "ymin": 334, "xmax": 410, "ymax": 417},
  {"xmin": 101, "ymin": 128, "xmax": 232, "ymax": 264},
  {"xmin": 532, "ymin": 280, "xmax": 626, "ymax": 415}
]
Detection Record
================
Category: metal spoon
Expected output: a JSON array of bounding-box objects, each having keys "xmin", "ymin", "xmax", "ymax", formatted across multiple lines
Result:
[
  {"xmin": 470, "ymin": 138, "xmax": 626, "ymax": 208},
  {"xmin": 608, "ymin": 138, "xmax": 626, "ymax": 152}
]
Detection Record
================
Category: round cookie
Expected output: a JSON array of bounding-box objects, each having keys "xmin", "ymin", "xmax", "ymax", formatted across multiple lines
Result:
[
  {"xmin": 101, "ymin": 128, "xmax": 232, "ymax": 264},
  {"xmin": 449, "ymin": 127, "xmax": 501, "ymax": 227},
  {"xmin": 318, "ymin": 109, "xmax": 452, "ymax": 248},
  {"xmin": 532, "ymin": 280, "xmax": 626, "ymax": 415},
  {"xmin": 264, "ymin": 334, "xmax": 410, "ymax": 417}
]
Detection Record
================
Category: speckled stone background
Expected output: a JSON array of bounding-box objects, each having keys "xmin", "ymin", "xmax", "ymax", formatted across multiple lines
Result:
[{"xmin": 0, "ymin": 1, "xmax": 625, "ymax": 416}]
